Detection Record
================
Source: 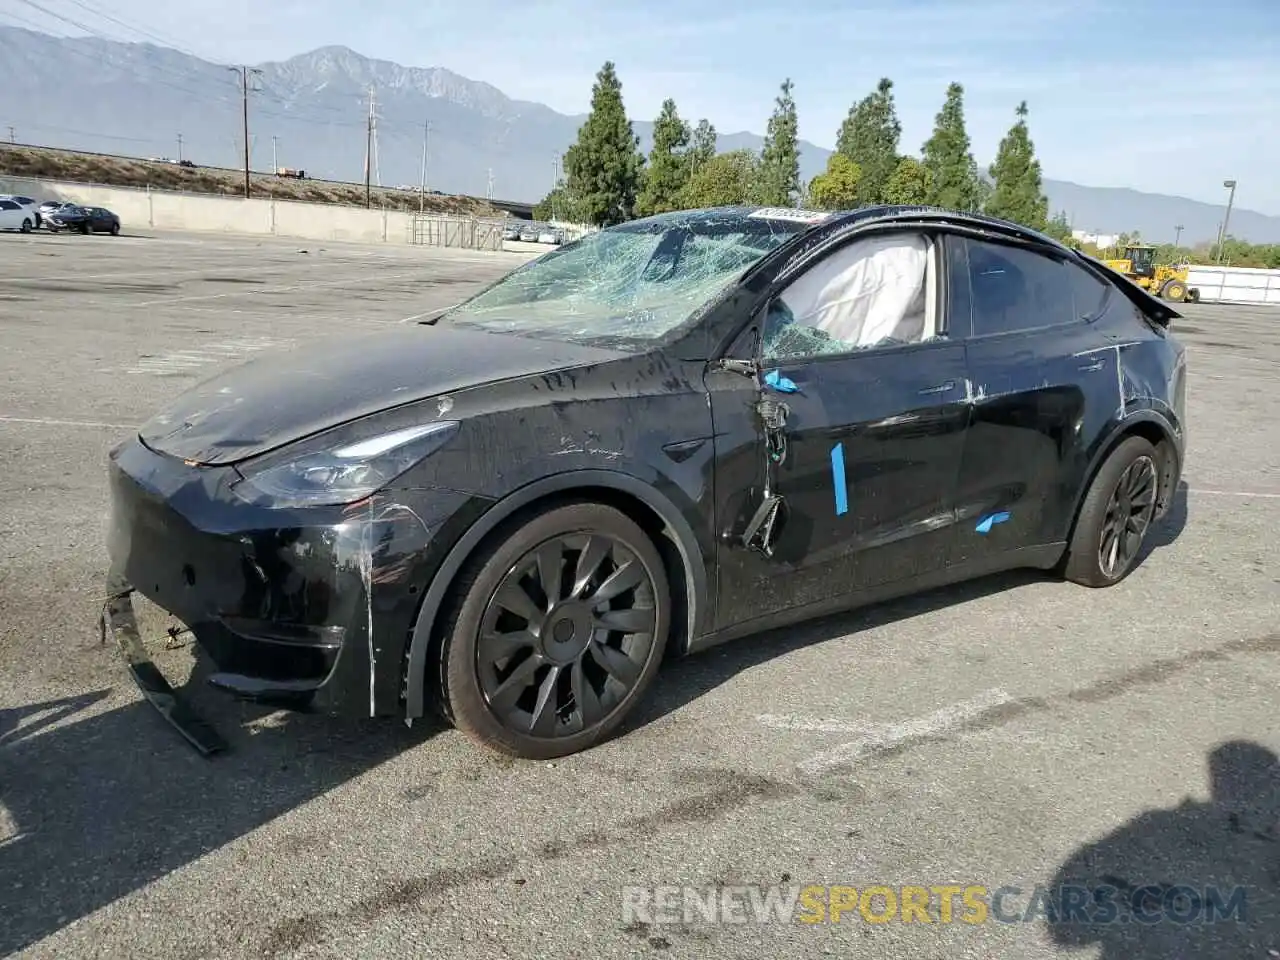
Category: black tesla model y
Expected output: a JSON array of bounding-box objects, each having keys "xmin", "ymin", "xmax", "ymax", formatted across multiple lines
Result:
[{"xmin": 104, "ymin": 205, "xmax": 1187, "ymax": 759}]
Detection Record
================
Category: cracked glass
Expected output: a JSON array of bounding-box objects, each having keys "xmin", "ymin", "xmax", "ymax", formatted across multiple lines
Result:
[{"xmin": 437, "ymin": 211, "xmax": 819, "ymax": 349}]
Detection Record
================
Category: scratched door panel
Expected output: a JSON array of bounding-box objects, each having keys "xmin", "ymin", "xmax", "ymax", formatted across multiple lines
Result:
[{"xmin": 711, "ymin": 341, "xmax": 971, "ymax": 626}]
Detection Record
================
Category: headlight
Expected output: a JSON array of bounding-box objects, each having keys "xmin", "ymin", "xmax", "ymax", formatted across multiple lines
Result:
[{"xmin": 232, "ymin": 420, "xmax": 461, "ymax": 508}]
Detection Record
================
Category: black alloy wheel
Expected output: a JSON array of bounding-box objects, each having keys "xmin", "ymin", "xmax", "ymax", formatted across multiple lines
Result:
[
  {"xmin": 1099, "ymin": 454, "xmax": 1158, "ymax": 578},
  {"xmin": 1062, "ymin": 435, "xmax": 1161, "ymax": 587},
  {"xmin": 438, "ymin": 502, "xmax": 671, "ymax": 759}
]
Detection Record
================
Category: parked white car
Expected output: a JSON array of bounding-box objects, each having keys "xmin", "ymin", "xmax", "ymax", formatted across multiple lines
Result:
[
  {"xmin": 0, "ymin": 194, "xmax": 42, "ymax": 228},
  {"xmin": 0, "ymin": 197, "xmax": 36, "ymax": 232}
]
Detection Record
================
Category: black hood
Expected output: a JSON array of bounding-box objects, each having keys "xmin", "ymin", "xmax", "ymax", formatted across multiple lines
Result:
[{"xmin": 137, "ymin": 325, "xmax": 627, "ymax": 465}]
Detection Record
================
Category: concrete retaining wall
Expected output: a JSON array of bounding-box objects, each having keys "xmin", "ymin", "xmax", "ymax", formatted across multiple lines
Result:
[{"xmin": 0, "ymin": 174, "xmax": 501, "ymax": 249}]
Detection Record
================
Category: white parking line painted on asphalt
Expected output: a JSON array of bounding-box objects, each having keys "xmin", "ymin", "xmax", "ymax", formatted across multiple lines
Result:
[
  {"xmin": 0, "ymin": 416, "xmax": 134, "ymax": 429},
  {"xmin": 1190, "ymin": 488, "xmax": 1280, "ymax": 499},
  {"xmin": 792, "ymin": 687, "xmax": 1015, "ymax": 777}
]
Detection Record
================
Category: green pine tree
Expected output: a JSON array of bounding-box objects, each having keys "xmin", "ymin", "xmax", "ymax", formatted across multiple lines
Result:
[
  {"xmin": 754, "ymin": 78, "xmax": 801, "ymax": 206},
  {"xmin": 834, "ymin": 77, "xmax": 901, "ymax": 205},
  {"xmin": 636, "ymin": 99, "xmax": 692, "ymax": 217},
  {"xmin": 984, "ymin": 101, "xmax": 1050, "ymax": 231},
  {"xmin": 562, "ymin": 61, "xmax": 645, "ymax": 226},
  {"xmin": 688, "ymin": 119, "xmax": 717, "ymax": 175},
  {"xmin": 920, "ymin": 82, "xmax": 980, "ymax": 212}
]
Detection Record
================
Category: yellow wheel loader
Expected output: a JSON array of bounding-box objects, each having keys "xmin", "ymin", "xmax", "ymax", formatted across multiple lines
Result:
[{"xmin": 1102, "ymin": 244, "xmax": 1200, "ymax": 303}]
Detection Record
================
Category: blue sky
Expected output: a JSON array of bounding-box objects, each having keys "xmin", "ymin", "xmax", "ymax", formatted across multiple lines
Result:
[{"xmin": 9, "ymin": 0, "xmax": 1280, "ymax": 212}]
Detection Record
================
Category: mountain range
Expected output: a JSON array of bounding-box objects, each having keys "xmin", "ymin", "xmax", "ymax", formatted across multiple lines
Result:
[{"xmin": 2, "ymin": 25, "xmax": 1278, "ymax": 244}]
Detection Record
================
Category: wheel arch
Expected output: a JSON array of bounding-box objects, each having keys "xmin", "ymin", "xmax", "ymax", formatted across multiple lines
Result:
[
  {"xmin": 402, "ymin": 469, "xmax": 709, "ymax": 718},
  {"xmin": 1066, "ymin": 412, "xmax": 1182, "ymax": 544}
]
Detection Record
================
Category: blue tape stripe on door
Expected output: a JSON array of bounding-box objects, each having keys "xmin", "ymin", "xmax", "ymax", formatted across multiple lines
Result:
[{"xmin": 830, "ymin": 442, "xmax": 848, "ymax": 516}]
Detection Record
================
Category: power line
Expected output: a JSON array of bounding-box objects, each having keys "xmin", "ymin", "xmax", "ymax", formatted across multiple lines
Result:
[{"xmin": 53, "ymin": 0, "xmax": 214, "ymax": 61}]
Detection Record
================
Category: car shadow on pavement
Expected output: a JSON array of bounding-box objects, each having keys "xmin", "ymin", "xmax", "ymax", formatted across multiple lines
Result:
[
  {"xmin": 1044, "ymin": 739, "xmax": 1279, "ymax": 957},
  {"xmin": 0, "ymin": 650, "xmax": 443, "ymax": 956},
  {"xmin": 634, "ymin": 480, "xmax": 1191, "ymax": 729}
]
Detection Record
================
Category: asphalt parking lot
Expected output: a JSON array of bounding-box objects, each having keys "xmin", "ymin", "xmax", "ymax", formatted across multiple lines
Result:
[{"xmin": 1, "ymin": 229, "xmax": 1277, "ymax": 959}]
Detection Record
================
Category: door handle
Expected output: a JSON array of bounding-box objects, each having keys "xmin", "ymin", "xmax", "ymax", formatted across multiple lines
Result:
[
  {"xmin": 1078, "ymin": 358, "xmax": 1106, "ymax": 372},
  {"xmin": 917, "ymin": 380, "xmax": 956, "ymax": 396}
]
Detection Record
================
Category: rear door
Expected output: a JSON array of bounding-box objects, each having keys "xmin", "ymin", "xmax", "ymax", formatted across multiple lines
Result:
[
  {"xmin": 709, "ymin": 227, "xmax": 972, "ymax": 629},
  {"xmin": 948, "ymin": 235, "xmax": 1119, "ymax": 566}
]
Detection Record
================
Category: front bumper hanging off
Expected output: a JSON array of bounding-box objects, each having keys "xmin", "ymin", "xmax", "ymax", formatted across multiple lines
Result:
[{"xmin": 100, "ymin": 579, "xmax": 228, "ymax": 756}]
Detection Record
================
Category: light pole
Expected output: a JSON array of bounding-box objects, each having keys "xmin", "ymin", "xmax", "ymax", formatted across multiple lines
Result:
[{"xmin": 1217, "ymin": 179, "xmax": 1237, "ymax": 262}]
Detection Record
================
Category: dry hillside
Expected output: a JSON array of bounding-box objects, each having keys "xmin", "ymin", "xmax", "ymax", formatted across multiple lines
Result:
[{"xmin": 0, "ymin": 144, "xmax": 503, "ymax": 217}]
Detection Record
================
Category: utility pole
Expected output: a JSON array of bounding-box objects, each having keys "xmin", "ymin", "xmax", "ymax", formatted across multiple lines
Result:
[
  {"xmin": 364, "ymin": 86, "xmax": 378, "ymax": 208},
  {"xmin": 487, "ymin": 168, "xmax": 494, "ymax": 200},
  {"xmin": 228, "ymin": 65, "xmax": 261, "ymax": 198},
  {"xmin": 1217, "ymin": 179, "xmax": 1237, "ymax": 263},
  {"xmin": 419, "ymin": 120, "xmax": 430, "ymax": 213},
  {"xmin": 272, "ymin": 135, "xmax": 278, "ymax": 173},
  {"xmin": 176, "ymin": 133, "xmax": 183, "ymax": 162},
  {"xmin": 7, "ymin": 126, "xmax": 14, "ymax": 144},
  {"xmin": 1174, "ymin": 224, "xmax": 1183, "ymax": 248}
]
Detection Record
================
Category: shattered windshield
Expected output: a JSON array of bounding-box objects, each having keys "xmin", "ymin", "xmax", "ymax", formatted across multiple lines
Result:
[{"xmin": 438, "ymin": 212, "xmax": 811, "ymax": 348}]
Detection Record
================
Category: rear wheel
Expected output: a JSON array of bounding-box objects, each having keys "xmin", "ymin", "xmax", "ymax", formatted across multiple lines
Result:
[
  {"xmin": 437, "ymin": 502, "xmax": 671, "ymax": 759},
  {"xmin": 1161, "ymin": 279, "xmax": 1187, "ymax": 302},
  {"xmin": 1062, "ymin": 436, "xmax": 1161, "ymax": 587},
  {"xmin": 111, "ymin": 222, "xmax": 120, "ymax": 235},
  {"xmin": 80, "ymin": 222, "xmax": 90, "ymax": 235},
  {"xmin": 19, "ymin": 218, "xmax": 32, "ymax": 233}
]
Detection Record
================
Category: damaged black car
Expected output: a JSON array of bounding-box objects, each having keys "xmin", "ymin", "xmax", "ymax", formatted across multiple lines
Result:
[{"xmin": 104, "ymin": 204, "xmax": 1187, "ymax": 759}]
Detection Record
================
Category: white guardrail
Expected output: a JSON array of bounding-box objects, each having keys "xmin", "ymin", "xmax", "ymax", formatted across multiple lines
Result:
[{"xmin": 1184, "ymin": 265, "xmax": 1280, "ymax": 306}]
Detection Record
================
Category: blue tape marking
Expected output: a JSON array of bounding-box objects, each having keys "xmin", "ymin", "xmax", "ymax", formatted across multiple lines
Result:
[
  {"xmin": 975, "ymin": 511, "xmax": 1011, "ymax": 534},
  {"xmin": 830, "ymin": 442, "xmax": 848, "ymax": 516},
  {"xmin": 763, "ymin": 369, "xmax": 798, "ymax": 393}
]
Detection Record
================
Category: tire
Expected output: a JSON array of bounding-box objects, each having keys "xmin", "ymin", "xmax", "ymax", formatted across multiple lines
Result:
[
  {"xmin": 1061, "ymin": 436, "xmax": 1161, "ymax": 587},
  {"xmin": 111, "ymin": 222, "xmax": 120, "ymax": 235},
  {"xmin": 80, "ymin": 222, "xmax": 90, "ymax": 235},
  {"xmin": 1161, "ymin": 279, "xmax": 1187, "ymax": 302},
  {"xmin": 436, "ymin": 501, "xmax": 671, "ymax": 759},
  {"xmin": 20, "ymin": 218, "xmax": 32, "ymax": 233},
  {"xmin": 1187, "ymin": 288, "xmax": 1200, "ymax": 303}
]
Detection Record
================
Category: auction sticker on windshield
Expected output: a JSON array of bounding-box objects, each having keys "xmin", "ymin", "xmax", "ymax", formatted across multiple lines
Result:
[{"xmin": 748, "ymin": 207, "xmax": 833, "ymax": 223}]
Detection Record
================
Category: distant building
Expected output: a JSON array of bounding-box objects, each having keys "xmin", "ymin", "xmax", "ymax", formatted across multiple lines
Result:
[{"xmin": 1071, "ymin": 230, "xmax": 1121, "ymax": 248}]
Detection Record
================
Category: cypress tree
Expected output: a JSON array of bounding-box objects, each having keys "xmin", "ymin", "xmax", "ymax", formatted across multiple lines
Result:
[
  {"xmin": 562, "ymin": 61, "xmax": 644, "ymax": 226},
  {"xmin": 636, "ymin": 99, "xmax": 692, "ymax": 216},
  {"xmin": 755, "ymin": 78, "xmax": 801, "ymax": 206},
  {"xmin": 920, "ymin": 82, "xmax": 980, "ymax": 212},
  {"xmin": 834, "ymin": 77, "xmax": 902, "ymax": 205},
  {"xmin": 984, "ymin": 101, "xmax": 1050, "ymax": 231}
]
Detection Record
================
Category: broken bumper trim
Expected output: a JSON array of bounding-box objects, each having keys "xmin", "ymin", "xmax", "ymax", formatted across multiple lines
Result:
[{"xmin": 100, "ymin": 582, "xmax": 228, "ymax": 756}]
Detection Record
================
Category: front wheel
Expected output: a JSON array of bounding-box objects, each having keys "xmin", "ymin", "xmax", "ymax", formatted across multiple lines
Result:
[
  {"xmin": 437, "ymin": 502, "xmax": 672, "ymax": 759},
  {"xmin": 1161, "ymin": 279, "xmax": 1187, "ymax": 302},
  {"xmin": 20, "ymin": 218, "xmax": 32, "ymax": 233},
  {"xmin": 111, "ymin": 222, "xmax": 120, "ymax": 235},
  {"xmin": 1062, "ymin": 436, "xmax": 1161, "ymax": 587}
]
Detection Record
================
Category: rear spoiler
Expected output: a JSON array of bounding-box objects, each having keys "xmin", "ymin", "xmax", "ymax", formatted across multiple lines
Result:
[{"xmin": 1078, "ymin": 254, "xmax": 1182, "ymax": 328}]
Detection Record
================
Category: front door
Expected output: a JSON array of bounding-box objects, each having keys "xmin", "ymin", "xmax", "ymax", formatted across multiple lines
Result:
[{"xmin": 708, "ymin": 227, "xmax": 972, "ymax": 632}]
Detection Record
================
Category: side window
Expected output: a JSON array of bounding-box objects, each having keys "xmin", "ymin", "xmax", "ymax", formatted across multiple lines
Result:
[
  {"xmin": 966, "ymin": 238, "xmax": 1075, "ymax": 336},
  {"xmin": 1066, "ymin": 261, "xmax": 1110, "ymax": 319},
  {"xmin": 762, "ymin": 231, "xmax": 938, "ymax": 361},
  {"xmin": 0, "ymin": 200, "xmax": 18, "ymax": 210}
]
